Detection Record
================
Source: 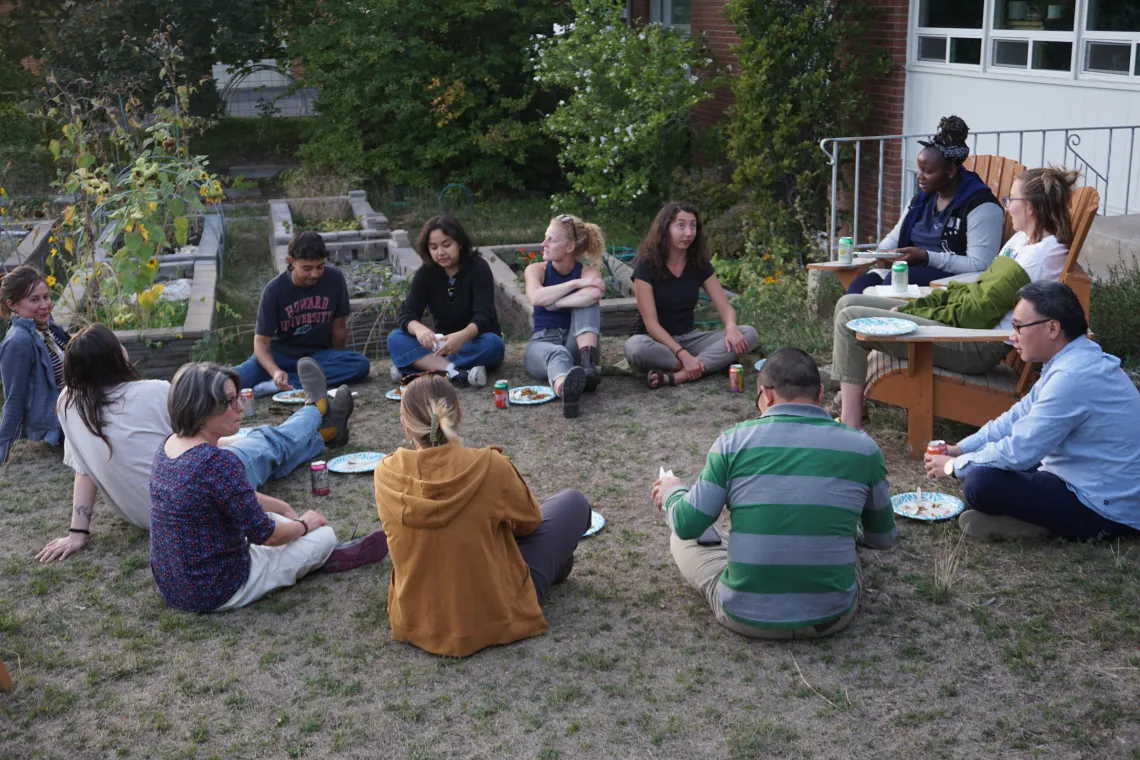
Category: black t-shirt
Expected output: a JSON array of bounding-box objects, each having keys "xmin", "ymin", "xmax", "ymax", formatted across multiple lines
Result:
[
  {"xmin": 254, "ymin": 267, "xmax": 351, "ymax": 358},
  {"xmin": 397, "ymin": 256, "xmax": 501, "ymax": 337},
  {"xmin": 631, "ymin": 257, "xmax": 716, "ymax": 335}
]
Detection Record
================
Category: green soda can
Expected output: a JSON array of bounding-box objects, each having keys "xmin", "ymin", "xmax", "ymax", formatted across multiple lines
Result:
[{"xmin": 891, "ymin": 261, "xmax": 909, "ymax": 293}]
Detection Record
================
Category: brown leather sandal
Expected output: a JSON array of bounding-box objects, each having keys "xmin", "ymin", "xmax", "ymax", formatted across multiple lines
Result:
[{"xmin": 647, "ymin": 369, "xmax": 676, "ymax": 390}]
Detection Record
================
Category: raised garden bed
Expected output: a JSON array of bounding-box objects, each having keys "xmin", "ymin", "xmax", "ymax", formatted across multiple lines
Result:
[
  {"xmin": 477, "ymin": 244, "xmax": 641, "ymax": 337},
  {"xmin": 54, "ymin": 214, "xmax": 222, "ymax": 380},
  {"xmin": 268, "ymin": 190, "xmax": 390, "ymax": 273},
  {"xmin": 1, "ymin": 220, "xmax": 56, "ymax": 272}
]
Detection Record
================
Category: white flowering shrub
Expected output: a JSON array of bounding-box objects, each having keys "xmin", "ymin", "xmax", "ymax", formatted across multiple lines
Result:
[{"xmin": 532, "ymin": 0, "xmax": 712, "ymax": 213}]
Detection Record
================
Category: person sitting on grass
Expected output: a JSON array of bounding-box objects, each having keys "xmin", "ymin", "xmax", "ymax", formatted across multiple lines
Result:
[
  {"xmin": 149, "ymin": 362, "xmax": 387, "ymax": 612},
  {"xmin": 36, "ymin": 325, "xmax": 357, "ymax": 562},
  {"xmin": 624, "ymin": 202, "xmax": 758, "ymax": 389},
  {"xmin": 924, "ymin": 281, "xmax": 1140, "ymax": 542},
  {"xmin": 374, "ymin": 373, "xmax": 591, "ymax": 656},
  {"xmin": 652, "ymin": 348, "xmax": 895, "ymax": 640},
  {"xmin": 832, "ymin": 166, "xmax": 1079, "ymax": 429},
  {"xmin": 235, "ymin": 231, "xmax": 370, "ymax": 398},
  {"xmin": 845, "ymin": 115, "xmax": 1004, "ymax": 295},
  {"xmin": 387, "ymin": 215, "xmax": 505, "ymax": 388},
  {"xmin": 0, "ymin": 265, "xmax": 69, "ymax": 463},
  {"xmin": 522, "ymin": 213, "xmax": 605, "ymax": 418}
]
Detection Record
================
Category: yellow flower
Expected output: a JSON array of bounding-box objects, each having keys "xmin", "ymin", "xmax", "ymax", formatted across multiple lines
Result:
[
  {"xmin": 50, "ymin": 247, "xmax": 58, "ymax": 257},
  {"xmin": 147, "ymin": 257, "xmax": 158, "ymax": 268},
  {"xmin": 124, "ymin": 222, "xmax": 133, "ymax": 233},
  {"xmin": 45, "ymin": 275, "xmax": 56, "ymax": 287},
  {"xmin": 140, "ymin": 226, "xmax": 150, "ymax": 241},
  {"xmin": 0, "ymin": 187, "xmax": 5, "ymax": 195},
  {"xmin": 764, "ymin": 275, "xmax": 777, "ymax": 285},
  {"xmin": 148, "ymin": 202, "xmax": 158, "ymax": 211},
  {"xmin": 0, "ymin": 208, "xmax": 6, "ymax": 215},
  {"xmin": 48, "ymin": 235, "xmax": 57, "ymax": 243},
  {"xmin": 763, "ymin": 254, "xmax": 772, "ymax": 261},
  {"xmin": 199, "ymin": 171, "xmax": 209, "ymax": 180}
]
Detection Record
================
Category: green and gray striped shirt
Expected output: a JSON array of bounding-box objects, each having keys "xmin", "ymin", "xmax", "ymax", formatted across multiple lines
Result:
[{"xmin": 665, "ymin": 404, "xmax": 895, "ymax": 629}]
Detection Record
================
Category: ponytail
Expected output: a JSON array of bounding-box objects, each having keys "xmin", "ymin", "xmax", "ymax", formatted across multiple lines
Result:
[
  {"xmin": 400, "ymin": 374, "xmax": 462, "ymax": 448},
  {"xmin": 1018, "ymin": 166, "xmax": 1081, "ymax": 245}
]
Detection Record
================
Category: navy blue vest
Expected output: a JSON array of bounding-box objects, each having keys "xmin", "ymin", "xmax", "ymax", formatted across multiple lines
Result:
[{"xmin": 532, "ymin": 261, "xmax": 582, "ymax": 331}]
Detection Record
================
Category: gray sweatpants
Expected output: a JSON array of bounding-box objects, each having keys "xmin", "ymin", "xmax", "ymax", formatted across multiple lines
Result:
[
  {"xmin": 524, "ymin": 304, "xmax": 601, "ymax": 385},
  {"xmin": 831, "ymin": 294, "xmax": 1009, "ymax": 385},
  {"xmin": 515, "ymin": 489, "xmax": 592, "ymax": 604},
  {"xmin": 623, "ymin": 326, "xmax": 760, "ymax": 373}
]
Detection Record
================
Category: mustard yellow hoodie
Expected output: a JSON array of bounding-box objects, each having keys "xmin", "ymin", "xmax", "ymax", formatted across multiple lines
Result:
[{"xmin": 374, "ymin": 443, "xmax": 547, "ymax": 657}]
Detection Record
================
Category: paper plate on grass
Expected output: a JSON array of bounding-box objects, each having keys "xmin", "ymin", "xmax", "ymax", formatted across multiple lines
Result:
[
  {"xmin": 846, "ymin": 317, "xmax": 919, "ymax": 337},
  {"xmin": 327, "ymin": 451, "xmax": 386, "ymax": 474},
  {"xmin": 328, "ymin": 388, "xmax": 359, "ymax": 399},
  {"xmin": 509, "ymin": 385, "xmax": 556, "ymax": 405},
  {"xmin": 754, "ymin": 359, "xmax": 766, "ymax": 372},
  {"xmin": 891, "ymin": 491, "xmax": 965, "ymax": 522},
  {"xmin": 583, "ymin": 509, "xmax": 606, "ymax": 537},
  {"xmin": 385, "ymin": 388, "xmax": 403, "ymax": 402},
  {"xmin": 271, "ymin": 389, "xmax": 308, "ymax": 404}
]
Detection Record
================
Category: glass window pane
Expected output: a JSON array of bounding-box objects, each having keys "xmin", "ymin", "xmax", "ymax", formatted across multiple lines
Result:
[
  {"xmin": 1085, "ymin": 41, "xmax": 1132, "ymax": 74},
  {"xmin": 994, "ymin": 1, "xmax": 1075, "ymax": 31},
  {"xmin": 1136, "ymin": 44, "xmax": 1139, "ymax": 75},
  {"xmin": 1032, "ymin": 40, "xmax": 1072, "ymax": 71},
  {"xmin": 950, "ymin": 38, "xmax": 982, "ymax": 64},
  {"xmin": 1088, "ymin": 0, "xmax": 1140, "ymax": 32},
  {"xmin": 993, "ymin": 39, "xmax": 1030, "ymax": 67},
  {"xmin": 671, "ymin": 0, "xmax": 691, "ymax": 26},
  {"xmin": 918, "ymin": 36, "xmax": 948, "ymax": 62},
  {"xmin": 919, "ymin": 0, "xmax": 983, "ymax": 28}
]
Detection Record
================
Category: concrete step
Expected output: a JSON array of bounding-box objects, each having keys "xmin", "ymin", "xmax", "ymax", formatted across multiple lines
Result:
[{"xmin": 1082, "ymin": 214, "xmax": 1140, "ymax": 280}]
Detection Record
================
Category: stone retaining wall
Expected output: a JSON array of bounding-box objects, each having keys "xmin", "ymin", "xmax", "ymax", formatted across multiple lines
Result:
[{"xmin": 268, "ymin": 190, "xmax": 390, "ymax": 273}]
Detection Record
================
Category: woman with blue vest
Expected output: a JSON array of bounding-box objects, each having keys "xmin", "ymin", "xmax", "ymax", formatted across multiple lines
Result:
[
  {"xmin": 0, "ymin": 265, "xmax": 70, "ymax": 462},
  {"xmin": 846, "ymin": 116, "xmax": 1005, "ymax": 294},
  {"xmin": 522, "ymin": 214, "xmax": 605, "ymax": 419}
]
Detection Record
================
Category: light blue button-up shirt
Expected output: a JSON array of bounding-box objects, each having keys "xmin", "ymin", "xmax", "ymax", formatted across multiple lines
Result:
[{"xmin": 953, "ymin": 336, "xmax": 1140, "ymax": 529}]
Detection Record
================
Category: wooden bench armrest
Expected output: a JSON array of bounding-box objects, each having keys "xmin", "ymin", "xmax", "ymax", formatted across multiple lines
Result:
[{"xmin": 856, "ymin": 326, "xmax": 1012, "ymax": 343}]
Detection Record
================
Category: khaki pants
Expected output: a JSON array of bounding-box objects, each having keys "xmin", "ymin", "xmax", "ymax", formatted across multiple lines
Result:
[
  {"xmin": 624, "ymin": 327, "xmax": 759, "ymax": 374},
  {"xmin": 831, "ymin": 294, "xmax": 1010, "ymax": 386},
  {"xmin": 216, "ymin": 513, "xmax": 337, "ymax": 611},
  {"xmin": 670, "ymin": 533, "xmax": 856, "ymax": 640}
]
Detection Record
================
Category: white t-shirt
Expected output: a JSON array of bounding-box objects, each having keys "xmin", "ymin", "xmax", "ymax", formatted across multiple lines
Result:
[
  {"xmin": 59, "ymin": 380, "xmax": 172, "ymax": 530},
  {"xmin": 995, "ymin": 232, "xmax": 1069, "ymax": 332}
]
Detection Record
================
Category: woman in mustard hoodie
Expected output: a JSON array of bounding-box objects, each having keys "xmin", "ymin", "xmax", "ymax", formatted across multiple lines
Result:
[{"xmin": 374, "ymin": 373, "xmax": 591, "ymax": 657}]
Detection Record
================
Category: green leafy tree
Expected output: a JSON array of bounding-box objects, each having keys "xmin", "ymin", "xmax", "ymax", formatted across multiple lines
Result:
[
  {"xmin": 533, "ymin": 0, "xmax": 712, "ymax": 214},
  {"xmin": 282, "ymin": 0, "xmax": 566, "ymax": 191},
  {"xmin": 724, "ymin": 0, "xmax": 886, "ymax": 262}
]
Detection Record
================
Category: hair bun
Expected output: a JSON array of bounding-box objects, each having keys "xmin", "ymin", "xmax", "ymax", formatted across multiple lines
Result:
[{"xmin": 935, "ymin": 115, "xmax": 970, "ymax": 147}]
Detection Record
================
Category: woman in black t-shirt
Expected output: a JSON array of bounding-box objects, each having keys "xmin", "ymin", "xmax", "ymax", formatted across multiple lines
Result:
[
  {"xmin": 624, "ymin": 202, "xmax": 758, "ymax": 389},
  {"xmin": 387, "ymin": 215, "xmax": 505, "ymax": 388}
]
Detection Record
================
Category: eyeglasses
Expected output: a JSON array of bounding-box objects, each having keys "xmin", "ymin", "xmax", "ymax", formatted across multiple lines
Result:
[
  {"xmin": 1011, "ymin": 318, "xmax": 1054, "ymax": 334},
  {"xmin": 223, "ymin": 395, "xmax": 244, "ymax": 411},
  {"xmin": 446, "ymin": 275, "xmax": 457, "ymax": 304},
  {"xmin": 400, "ymin": 369, "xmax": 447, "ymax": 387},
  {"xmin": 557, "ymin": 213, "xmax": 579, "ymax": 245},
  {"xmin": 1001, "ymin": 196, "xmax": 1027, "ymax": 207}
]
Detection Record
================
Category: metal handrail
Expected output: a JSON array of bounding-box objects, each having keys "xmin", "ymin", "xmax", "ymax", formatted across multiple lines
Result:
[{"xmin": 820, "ymin": 124, "xmax": 1140, "ymax": 260}]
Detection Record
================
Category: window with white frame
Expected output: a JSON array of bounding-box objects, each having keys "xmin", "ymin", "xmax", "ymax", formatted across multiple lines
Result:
[
  {"xmin": 650, "ymin": 0, "xmax": 691, "ymax": 33},
  {"xmin": 913, "ymin": 0, "xmax": 1140, "ymax": 79}
]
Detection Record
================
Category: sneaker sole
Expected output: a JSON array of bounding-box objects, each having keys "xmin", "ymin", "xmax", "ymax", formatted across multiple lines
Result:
[
  {"xmin": 562, "ymin": 367, "xmax": 587, "ymax": 418},
  {"xmin": 327, "ymin": 385, "xmax": 355, "ymax": 447},
  {"xmin": 297, "ymin": 357, "xmax": 328, "ymax": 403}
]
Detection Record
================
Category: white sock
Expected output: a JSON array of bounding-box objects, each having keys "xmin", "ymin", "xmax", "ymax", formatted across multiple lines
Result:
[{"xmin": 446, "ymin": 362, "xmax": 459, "ymax": 378}]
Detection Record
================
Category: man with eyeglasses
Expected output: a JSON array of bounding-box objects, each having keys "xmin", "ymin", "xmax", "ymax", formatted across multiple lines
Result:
[
  {"xmin": 651, "ymin": 348, "xmax": 895, "ymax": 640},
  {"xmin": 925, "ymin": 281, "xmax": 1140, "ymax": 541}
]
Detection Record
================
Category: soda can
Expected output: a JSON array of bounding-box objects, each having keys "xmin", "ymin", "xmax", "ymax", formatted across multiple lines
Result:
[
  {"xmin": 729, "ymin": 364, "xmax": 744, "ymax": 393},
  {"xmin": 494, "ymin": 380, "xmax": 510, "ymax": 409},
  {"xmin": 926, "ymin": 440, "xmax": 948, "ymax": 457},
  {"xmin": 837, "ymin": 236, "xmax": 854, "ymax": 265},
  {"xmin": 240, "ymin": 388, "xmax": 254, "ymax": 417},
  {"xmin": 891, "ymin": 261, "xmax": 909, "ymax": 293},
  {"xmin": 310, "ymin": 461, "xmax": 330, "ymax": 496}
]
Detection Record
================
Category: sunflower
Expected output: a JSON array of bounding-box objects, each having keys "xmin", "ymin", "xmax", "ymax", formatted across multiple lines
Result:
[
  {"xmin": 148, "ymin": 202, "xmax": 158, "ymax": 211},
  {"xmin": 147, "ymin": 257, "xmax": 158, "ymax": 269},
  {"xmin": 45, "ymin": 275, "xmax": 56, "ymax": 287}
]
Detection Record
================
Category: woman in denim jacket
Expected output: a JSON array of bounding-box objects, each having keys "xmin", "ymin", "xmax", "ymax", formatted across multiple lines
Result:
[{"xmin": 0, "ymin": 265, "xmax": 69, "ymax": 461}]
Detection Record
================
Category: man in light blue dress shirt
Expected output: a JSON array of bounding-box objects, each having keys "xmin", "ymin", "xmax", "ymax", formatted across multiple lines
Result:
[{"xmin": 924, "ymin": 281, "xmax": 1140, "ymax": 541}]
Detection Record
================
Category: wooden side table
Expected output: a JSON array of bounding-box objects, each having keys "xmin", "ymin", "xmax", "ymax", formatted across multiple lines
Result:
[{"xmin": 806, "ymin": 258, "xmax": 878, "ymax": 291}]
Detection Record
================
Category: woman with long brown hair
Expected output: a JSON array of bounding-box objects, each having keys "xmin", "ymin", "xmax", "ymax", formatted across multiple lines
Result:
[{"xmin": 624, "ymin": 202, "xmax": 758, "ymax": 388}]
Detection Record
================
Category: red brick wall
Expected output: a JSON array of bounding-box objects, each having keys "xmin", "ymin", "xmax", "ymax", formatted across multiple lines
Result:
[{"xmin": 691, "ymin": 0, "xmax": 738, "ymax": 131}]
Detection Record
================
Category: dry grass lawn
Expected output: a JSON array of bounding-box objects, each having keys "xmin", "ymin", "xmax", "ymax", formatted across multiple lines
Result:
[{"xmin": 1, "ymin": 335, "xmax": 1139, "ymax": 759}]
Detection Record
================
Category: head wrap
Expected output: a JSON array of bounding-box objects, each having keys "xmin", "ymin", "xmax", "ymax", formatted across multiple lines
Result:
[{"xmin": 918, "ymin": 138, "xmax": 970, "ymax": 166}]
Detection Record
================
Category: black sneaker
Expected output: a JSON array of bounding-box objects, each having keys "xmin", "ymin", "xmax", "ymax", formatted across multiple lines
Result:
[
  {"xmin": 324, "ymin": 385, "xmax": 355, "ymax": 447},
  {"xmin": 449, "ymin": 370, "xmax": 470, "ymax": 388},
  {"xmin": 561, "ymin": 366, "xmax": 587, "ymax": 419}
]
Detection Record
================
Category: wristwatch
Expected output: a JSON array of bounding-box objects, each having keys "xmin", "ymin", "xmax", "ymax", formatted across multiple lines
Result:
[
  {"xmin": 944, "ymin": 459, "xmax": 956, "ymax": 478},
  {"xmin": 922, "ymin": 251, "xmax": 931, "ymax": 267}
]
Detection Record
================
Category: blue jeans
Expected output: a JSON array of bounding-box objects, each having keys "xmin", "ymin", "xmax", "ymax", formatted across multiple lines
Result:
[
  {"xmin": 234, "ymin": 347, "xmax": 371, "ymax": 397},
  {"xmin": 227, "ymin": 404, "xmax": 326, "ymax": 489},
  {"xmin": 386, "ymin": 329, "xmax": 506, "ymax": 373},
  {"xmin": 962, "ymin": 465, "xmax": 1139, "ymax": 542},
  {"xmin": 846, "ymin": 265, "xmax": 953, "ymax": 295}
]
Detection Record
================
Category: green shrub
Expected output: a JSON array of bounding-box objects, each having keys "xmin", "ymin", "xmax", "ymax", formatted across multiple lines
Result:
[
  {"xmin": 1091, "ymin": 260, "xmax": 1140, "ymax": 366},
  {"xmin": 731, "ymin": 273, "xmax": 836, "ymax": 358},
  {"xmin": 283, "ymin": 0, "xmax": 563, "ymax": 191},
  {"xmin": 533, "ymin": 0, "xmax": 713, "ymax": 214}
]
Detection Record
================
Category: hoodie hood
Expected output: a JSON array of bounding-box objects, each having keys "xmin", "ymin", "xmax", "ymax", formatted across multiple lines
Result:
[{"xmin": 374, "ymin": 444, "xmax": 494, "ymax": 529}]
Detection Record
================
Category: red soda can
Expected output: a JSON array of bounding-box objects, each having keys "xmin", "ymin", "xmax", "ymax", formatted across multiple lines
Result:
[
  {"xmin": 494, "ymin": 380, "xmax": 509, "ymax": 409},
  {"xmin": 310, "ymin": 461, "xmax": 330, "ymax": 496},
  {"xmin": 728, "ymin": 364, "xmax": 744, "ymax": 393},
  {"xmin": 926, "ymin": 440, "xmax": 948, "ymax": 457}
]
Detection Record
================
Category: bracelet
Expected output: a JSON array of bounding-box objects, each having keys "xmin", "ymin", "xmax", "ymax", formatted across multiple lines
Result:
[
  {"xmin": 294, "ymin": 517, "xmax": 309, "ymax": 536},
  {"xmin": 673, "ymin": 347, "xmax": 686, "ymax": 358},
  {"xmin": 68, "ymin": 528, "xmax": 90, "ymax": 535}
]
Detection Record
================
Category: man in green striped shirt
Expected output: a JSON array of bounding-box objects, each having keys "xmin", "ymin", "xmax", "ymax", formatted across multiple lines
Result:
[{"xmin": 652, "ymin": 348, "xmax": 895, "ymax": 639}]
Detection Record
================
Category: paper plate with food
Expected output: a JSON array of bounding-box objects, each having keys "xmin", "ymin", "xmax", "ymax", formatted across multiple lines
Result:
[
  {"xmin": 584, "ymin": 509, "xmax": 606, "ymax": 537},
  {"xmin": 328, "ymin": 451, "xmax": 386, "ymax": 474},
  {"xmin": 891, "ymin": 490, "xmax": 965, "ymax": 522},
  {"xmin": 385, "ymin": 388, "xmax": 403, "ymax": 402},
  {"xmin": 271, "ymin": 389, "xmax": 308, "ymax": 404},
  {"xmin": 509, "ymin": 385, "xmax": 556, "ymax": 405}
]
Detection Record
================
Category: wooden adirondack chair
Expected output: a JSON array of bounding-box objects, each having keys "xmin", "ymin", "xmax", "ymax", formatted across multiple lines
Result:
[
  {"xmin": 964, "ymin": 154, "xmax": 1027, "ymax": 243},
  {"xmin": 858, "ymin": 185, "xmax": 1101, "ymax": 458},
  {"xmin": 809, "ymin": 154, "xmax": 1027, "ymax": 290}
]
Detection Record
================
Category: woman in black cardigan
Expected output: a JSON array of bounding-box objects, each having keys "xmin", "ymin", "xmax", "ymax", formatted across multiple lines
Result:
[{"xmin": 387, "ymin": 215, "xmax": 505, "ymax": 387}]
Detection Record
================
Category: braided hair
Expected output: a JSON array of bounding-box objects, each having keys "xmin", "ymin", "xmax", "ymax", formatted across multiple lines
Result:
[{"xmin": 919, "ymin": 115, "xmax": 971, "ymax": 166}]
